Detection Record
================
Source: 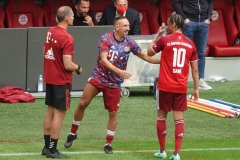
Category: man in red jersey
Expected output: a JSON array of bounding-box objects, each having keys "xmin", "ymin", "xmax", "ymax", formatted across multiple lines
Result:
[
  {"xmin": 147, "ymin": 13, "xmax": 199, "ymax": 160},
  {"xmin": 42, "ymin": 6, "xmax": 82, "ymax": 159},
  {"xmin": 64, "ymin": 16, "xmax": 159, "ymax": 154}
]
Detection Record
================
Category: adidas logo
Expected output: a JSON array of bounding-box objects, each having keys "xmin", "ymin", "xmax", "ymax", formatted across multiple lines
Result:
[{"xmin": 45, "ymin": 48, "xmax": 55, "ymax": 60}]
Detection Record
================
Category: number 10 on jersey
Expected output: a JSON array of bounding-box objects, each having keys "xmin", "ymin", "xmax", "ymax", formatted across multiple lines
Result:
[{"xmin": 172, "ymin": 48, "xmax": 186, "ymax": 74}]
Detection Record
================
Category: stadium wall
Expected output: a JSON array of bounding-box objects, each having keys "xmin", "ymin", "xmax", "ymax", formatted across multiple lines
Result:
[
  {"xmin": 0, "ymin": 26, "xmax": 113, "ymax": 92},
  {"xmin": 0, "ymin": 26, "xmax": 240, "ymax": 92}
]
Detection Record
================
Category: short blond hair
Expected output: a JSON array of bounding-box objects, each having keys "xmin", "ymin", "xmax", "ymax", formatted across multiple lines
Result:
[{"xmin": 56, "ymin": 6, "xmax": 72, "ymax": 23}]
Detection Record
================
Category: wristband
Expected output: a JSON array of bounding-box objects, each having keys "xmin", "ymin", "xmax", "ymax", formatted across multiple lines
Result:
[{"xmin": 76, "ymin": 65, "xmax": 81, "ymax": 75}]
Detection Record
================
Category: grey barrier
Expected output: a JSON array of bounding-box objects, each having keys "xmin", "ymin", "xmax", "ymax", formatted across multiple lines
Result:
[
  {"xmin": 0, "ymin": 26, "xmax": 114, "ymax": 92},
  {"xmin": 0, "ymin": 28, "xmax": 28, "ymax": 89}
]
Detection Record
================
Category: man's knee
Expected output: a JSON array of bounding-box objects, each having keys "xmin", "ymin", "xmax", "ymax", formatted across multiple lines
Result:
[
  {"xmin": 44, "ymin": 124, "xmax": 51, "ymax": 133},
  {"xmin": 198, "ymin": 51, "xmax": 206, "ymax": 58},
  {"xmin": 108, "ymin": 111, "xmax": 117, "ymax": 118},
  {"xmin": 78, "ymin": 98, "xmax": 90, "ymax": 109}
]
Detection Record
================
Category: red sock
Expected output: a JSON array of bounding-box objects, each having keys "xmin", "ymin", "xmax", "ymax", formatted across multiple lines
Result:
[
  {"xmin": 70, "ymin": 120, "xmax": 80, "ymax": 135},
  {"xmin": 157, "ymin": 117, "xmax": 166, "ymax": 152},
  {"xmin": 174, "ymin": 119, "xmax": 184, "ymax": 154},
  {"xmin": 106, "ymin": 130, "xmax": 115, "ymax": 145},
  {"xmin": 106, "ymin": 135, "xmax": 114, "ymax": 144}
]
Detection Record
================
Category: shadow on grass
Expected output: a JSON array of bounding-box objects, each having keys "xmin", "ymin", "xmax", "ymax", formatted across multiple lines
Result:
[{"xmin": 128, "ymin": 90, "xmax": 154, "ymax": 97}]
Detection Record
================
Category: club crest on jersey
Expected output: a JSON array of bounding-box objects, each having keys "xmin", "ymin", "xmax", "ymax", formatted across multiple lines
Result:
[{"xmin": 124, "ymin": 46, "xmax": 130, "ymax": 52}]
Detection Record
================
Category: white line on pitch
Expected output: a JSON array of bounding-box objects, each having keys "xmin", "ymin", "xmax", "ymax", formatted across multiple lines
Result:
[{"xmin": 1, "ymin": 148, "xmax": 240, "ymax": 156}]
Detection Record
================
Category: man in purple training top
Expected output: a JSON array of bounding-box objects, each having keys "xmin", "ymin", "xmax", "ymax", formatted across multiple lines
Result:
[{"xmin": 64, "ymin": 16, "xmax": 159, "ymax": 154}]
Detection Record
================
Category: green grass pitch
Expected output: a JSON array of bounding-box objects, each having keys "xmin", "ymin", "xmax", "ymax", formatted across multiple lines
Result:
[{"xmin": 0, "ymin": 81, "xmax": 240, "ymax": 159}]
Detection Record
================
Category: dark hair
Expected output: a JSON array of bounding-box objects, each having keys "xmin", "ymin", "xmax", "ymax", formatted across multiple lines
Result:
[
  {"xmin": 113, "ymin": 0, "xmax": 128, "ymax": 4},
  {"xmin": 74, "ymin": 0, "xmax": 89, "ymax": 5},
  {"xmin": 56, "ymin": 6, "xmax": 72, "ymax": 23},
  {"xmin": 169, "ymin": 13, "xmax": 184, "ymax": 30},
  {"xmin": 113, "ymin": 16, "xmax": 128, "ymax": 26}
]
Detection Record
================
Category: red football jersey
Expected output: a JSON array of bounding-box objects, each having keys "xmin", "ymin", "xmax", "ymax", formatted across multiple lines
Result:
[
  {"xmin": 44, "ymin": 26, "xmax": 74, "ymax": 85},
  {"xmin": 153, "ymin": 32, "xmax": 198, "ymax": 93}
]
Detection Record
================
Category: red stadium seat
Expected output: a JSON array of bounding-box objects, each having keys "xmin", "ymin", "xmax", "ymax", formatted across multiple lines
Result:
[
  {"xmin": 159, "ymin": 0, "xmax": 240, "ymax": 57},
  {"xmin": 5, "ymin": 0, "xmax": 44, "ymax": 28},
  {"xmin": 235, "ymin": 0, "xmax": 240, "ymax": 38},
  {"xmin": 158, "ymin": 0, "xmax": 175, "ymax": 24},
  {"xmin": 208, "ymin": 0, "xmax": 240, "ymax": 56},
  {"xmin": 128, "ymin": 0, "xmax": 159, "ymax": 35},
  {"xmin": 44, "ymin": 0, "xmax": 73, "ymax": 26},
  {"xmin": 0, "ymin": 8, "xmax": 5, "ymax": 28}
]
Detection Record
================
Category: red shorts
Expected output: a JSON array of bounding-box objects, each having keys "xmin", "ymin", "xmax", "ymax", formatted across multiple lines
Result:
[
  {"xmin": 156, "ymin": 90, "xmax": 187, "ymax": 112},
  {"xmin": 89, "ymin": 78, "xmax": 120, "ymax": 112}
]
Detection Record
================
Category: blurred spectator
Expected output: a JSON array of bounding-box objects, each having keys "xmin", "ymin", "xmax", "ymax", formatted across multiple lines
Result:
[
  {"xmin": 73, "ymin": 0, "xmax": 95, "ymax": 26},
  {"xmin": 151, "ymin": 0, "xmax": 160, "ymax": 4},
  {"xmin": 0, "ymin": 0, "xmax": 7, "ymax": 8},
  {"xmin": 172, "ymin": 0, "xmax": 213, "ymax": 90},
  {"xmin": 99, "ymin": 0, "xmax": 141, "ymax": 35}
]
